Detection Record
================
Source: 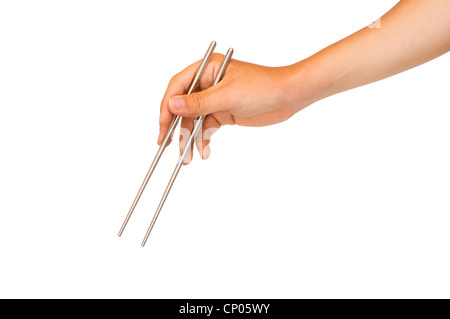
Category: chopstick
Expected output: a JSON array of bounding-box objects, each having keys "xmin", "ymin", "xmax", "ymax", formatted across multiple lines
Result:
[
  {"xmin": 118, "ymin": 41, "xmax": 217, "ymax": 237},
  {"xmin": 141, "ymin": 48, "xmax": 234, "ymax": 247}
]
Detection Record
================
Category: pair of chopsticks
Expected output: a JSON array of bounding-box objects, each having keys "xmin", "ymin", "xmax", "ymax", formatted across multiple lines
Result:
[{"xmin": 118, "ymin": 41, "xmax": 234, "ymax": 247}]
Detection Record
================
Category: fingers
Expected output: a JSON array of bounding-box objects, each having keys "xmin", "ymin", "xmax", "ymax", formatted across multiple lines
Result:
[
  {"xmin": 168, "ymin": 83, "xmax": 231, "ymax": 118},
  {"xmin": 158, "ymin": 60, "xmax": 204, "ymax": 146},
  {"xmin": 158, "ymin": 53, "xmax": 235, "ymax": 164},
  {"xmin": 196, "ymin": 114, "xmax": 221, "ymax": 160},
  {"xmin": 178, "ymin": 114, "xmax": 221, "ymax": 165},
  {"xmin": 179, "ymin": 117, "xmax": 194, "ymax": 165},
  {"xmin": 158, "ymin": 53, "xmax": 226, "ymax": 146}
]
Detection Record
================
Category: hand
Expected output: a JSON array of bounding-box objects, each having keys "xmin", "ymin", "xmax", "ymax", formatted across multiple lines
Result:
[
  {"xmin": 158, "ymin": 54, "xmax": 311, "ymax": 163},
  {"xmin": 158, "ymin": 0, "xmax": 450, "ymax": 164}
]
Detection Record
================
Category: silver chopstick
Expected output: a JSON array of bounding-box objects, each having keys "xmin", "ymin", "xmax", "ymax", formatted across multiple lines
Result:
[
  {"xmin": 118, "ymin": 41, "xmax": 216, "ymax": 237},
  {"xmin": 141, "ymin": 48, "xmax": 234, "ymax": 247}
]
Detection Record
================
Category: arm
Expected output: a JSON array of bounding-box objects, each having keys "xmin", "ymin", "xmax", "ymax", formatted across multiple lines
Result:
[
  {"xmin": 158, "ymin": 0, "xmax": 450, "ymax": 163},
  {"xmin": 295, "ymin": 0, "xmax": 450, "ymax": 105}
]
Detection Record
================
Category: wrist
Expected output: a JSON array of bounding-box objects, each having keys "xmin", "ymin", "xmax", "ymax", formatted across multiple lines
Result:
[{"xmin": 282, "ymin": 57, "xmax": 333, "ymax": 114}]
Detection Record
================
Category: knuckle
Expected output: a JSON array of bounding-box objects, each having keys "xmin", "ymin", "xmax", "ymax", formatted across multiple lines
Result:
[
  {"xmin": 189, "ymin": 93, "xmax": 204, "ymax": 113},
  {"xmin": 169, "ymin": 73, "xmax": 180, "ymax": 85},
  {"xmin": 211, "ymin": 52, "xmax": 224, "ymax": 62}
]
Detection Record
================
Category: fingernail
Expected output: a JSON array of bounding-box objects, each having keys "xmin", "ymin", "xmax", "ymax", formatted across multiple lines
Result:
[
  {"xmin": 202, "ymin": 145, "xmax": 211, "ymax": 160},
  {"xmin": 183, "ymin": 152, "xmax": 192, "ymax": 165},
  {"xmin": 169, "ymin": 96, "xmax": 185, "ymax": 111}
]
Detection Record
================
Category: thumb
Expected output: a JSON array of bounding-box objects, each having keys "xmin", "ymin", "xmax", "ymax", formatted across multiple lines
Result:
[{"xmin": 168, "ymin": 86, "xmax": 228, "ymax": 117}]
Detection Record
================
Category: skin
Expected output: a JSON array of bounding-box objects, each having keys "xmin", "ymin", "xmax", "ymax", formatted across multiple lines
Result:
[{"xmin": 158, "ymin": 0, "xmax": 450, "ymax": 164}]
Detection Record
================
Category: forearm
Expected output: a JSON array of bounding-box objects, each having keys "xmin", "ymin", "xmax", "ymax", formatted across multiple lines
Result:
[{"xmin": 291, "ymin": 0, "xmax": 450, "ymax": 108}]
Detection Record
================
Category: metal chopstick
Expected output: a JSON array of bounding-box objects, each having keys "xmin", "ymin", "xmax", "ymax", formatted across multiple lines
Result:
[
  {"xmin": 118, "ymin": 41, "xmax": 216, "ymax": 237},
  {"xmin": 141, "ymin": 48, "xmax": 234, "ymax": 247}
]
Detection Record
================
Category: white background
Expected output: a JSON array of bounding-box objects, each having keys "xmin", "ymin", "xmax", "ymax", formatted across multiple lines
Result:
[{"xmin": 0, "ymin": 0, "xmax": 449, "ymax": 299}]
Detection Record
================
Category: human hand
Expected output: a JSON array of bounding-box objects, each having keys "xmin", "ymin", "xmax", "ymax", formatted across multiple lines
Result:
[
  {"xmin": 158, "ymin": 1, "xmax": 450, "ymax": 165},
  {"xmin": 158, "ymin": 54, "xmax": 312, "ymax": 164}
]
